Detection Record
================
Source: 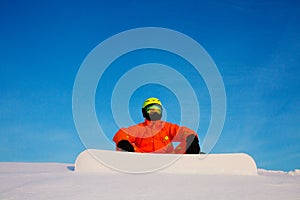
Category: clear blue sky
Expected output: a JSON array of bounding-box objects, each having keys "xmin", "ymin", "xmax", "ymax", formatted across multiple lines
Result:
[{"xmin": 0, "ymin": 0, "xmax": 299, "ymax": 171}]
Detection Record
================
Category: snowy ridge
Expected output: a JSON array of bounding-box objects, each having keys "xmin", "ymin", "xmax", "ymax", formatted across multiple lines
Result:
[
  {"xmin": 288, "ymin": 169, "xmax": 300, "ymax": 176},
  {"xmin": 258, "ymin": 168, "xmax": 300, "ymax": 176}
]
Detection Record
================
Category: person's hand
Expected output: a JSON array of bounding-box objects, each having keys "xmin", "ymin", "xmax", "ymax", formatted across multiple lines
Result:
[
  {"xmin": 185, "ymin": 135, "xmax": 200, "ymax": 154},
  {"xmin": 117, "ymin": 140, "xmax": 135, "ymax": 152}
]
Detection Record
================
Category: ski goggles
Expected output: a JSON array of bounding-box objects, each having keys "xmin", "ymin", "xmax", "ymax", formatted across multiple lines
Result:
[{"xmin": 146, "ymin": 104, "xmax": 162, "ymax": 114}]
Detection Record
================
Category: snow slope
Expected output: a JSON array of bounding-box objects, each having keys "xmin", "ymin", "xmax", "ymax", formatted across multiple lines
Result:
[{"xmin": 0, "ymin": 162, "xmax": 299, "ymax": 200}]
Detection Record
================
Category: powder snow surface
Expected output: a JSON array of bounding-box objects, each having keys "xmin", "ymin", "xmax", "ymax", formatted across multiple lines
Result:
[{"xmin": 0, "ymin": 162, "xmax": 299, "ymax": 200}]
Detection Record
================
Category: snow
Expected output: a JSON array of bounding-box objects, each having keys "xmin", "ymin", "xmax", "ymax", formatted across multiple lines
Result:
[{"xmin": 0, "ymin": 162, "xmax": 299, "ymax": 200}]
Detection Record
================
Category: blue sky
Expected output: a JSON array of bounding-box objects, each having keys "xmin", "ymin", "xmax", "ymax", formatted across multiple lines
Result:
[{"xmin": 0, "ymin": 0, "xmax": 299, "ymax": 171}]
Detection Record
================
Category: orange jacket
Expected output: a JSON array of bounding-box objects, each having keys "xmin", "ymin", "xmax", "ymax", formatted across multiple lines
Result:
[{"xmin": 113, "ymin": 120, "xmax": 198, "ymax": 153}]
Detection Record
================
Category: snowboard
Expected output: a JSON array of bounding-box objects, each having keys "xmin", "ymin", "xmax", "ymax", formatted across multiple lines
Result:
[{"xmin": 74, "ymin": 149, "xmax": 258, "ymax": 175}]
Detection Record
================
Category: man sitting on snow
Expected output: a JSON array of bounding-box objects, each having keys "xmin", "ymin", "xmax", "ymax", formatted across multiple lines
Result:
[{"xmin": 113, "ymin": 97, "xmax": 200, "ymax": 154}]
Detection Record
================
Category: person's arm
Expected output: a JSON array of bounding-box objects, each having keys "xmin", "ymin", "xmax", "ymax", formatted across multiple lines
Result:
[
  {"xmin": 169, "ymin": 125, "xmax": 200, "ymax": 154},
  {"xmin": 185, "ymin": 134, "xmax": 200, "ymax": 154},
  {"xmin": 113, "ymin": 128, "xmax": 140, "ymax": 152},
  {"xmin": 117, "ymin": 140, "xmax": 134, "ymax": 152}
]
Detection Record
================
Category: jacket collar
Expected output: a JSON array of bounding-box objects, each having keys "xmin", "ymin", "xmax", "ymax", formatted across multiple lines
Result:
[{"xmin": 144, "ymin": 119, "xmax": 164, "ymax": 127}]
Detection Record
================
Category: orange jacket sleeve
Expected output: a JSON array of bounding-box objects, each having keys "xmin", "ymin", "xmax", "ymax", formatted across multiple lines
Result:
[
  {"xmin": 167, "ymin": 124, "xmax": 198, "ymax": 154},
  {"xmin": 113, "ymin": 128, "xmax": 131, "ymax": 144},
  {"xmin": 113, "ymin": 128, "xmax": 141, "ymax": 152},
  {"xmin": 168, "ymin": 124, "xmax": 198, "ymax": 142}
]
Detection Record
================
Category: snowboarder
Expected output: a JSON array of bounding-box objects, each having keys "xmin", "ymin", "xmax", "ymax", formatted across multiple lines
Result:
[{"xmin": 113, "ymin": 97, "xmax": 200, "ymax": 154}]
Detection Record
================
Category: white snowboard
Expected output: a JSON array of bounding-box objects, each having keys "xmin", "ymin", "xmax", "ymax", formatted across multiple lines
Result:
[{"xmin": 74, "ymin": 149, "xmax": 258, "ymax": 175}]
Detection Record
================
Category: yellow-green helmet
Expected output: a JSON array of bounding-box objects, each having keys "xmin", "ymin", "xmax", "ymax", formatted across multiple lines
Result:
[
  {"xmin": 142, "ymin": 97, "xmax": 162, "ymax": 109},
  {"xmin": 142, "ymin": 97, "xmax": 163, "ymax": 121}
]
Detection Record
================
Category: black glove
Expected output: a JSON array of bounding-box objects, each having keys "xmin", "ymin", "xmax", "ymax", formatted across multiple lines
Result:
[
  {"xmin": 185, "ymin": 135, "xmax": 200, "ymax": 154},
  {"xmin": 117, "ymin": 140, "xmax": 134, "ymax": 152}
]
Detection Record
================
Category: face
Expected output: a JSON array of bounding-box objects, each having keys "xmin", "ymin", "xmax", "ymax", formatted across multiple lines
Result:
[{"xmin": 145, "ymin": 105, "xmax": 162, "ymax": 121}]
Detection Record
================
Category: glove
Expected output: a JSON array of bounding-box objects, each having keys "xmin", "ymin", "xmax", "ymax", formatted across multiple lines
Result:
[
  {"xmin": 185, "ymin": 135, "xmax": 200, "ymax": 154},
  {"xmin": 117, "ymin": 140, "xmax": 134, "ymax": 152}
]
